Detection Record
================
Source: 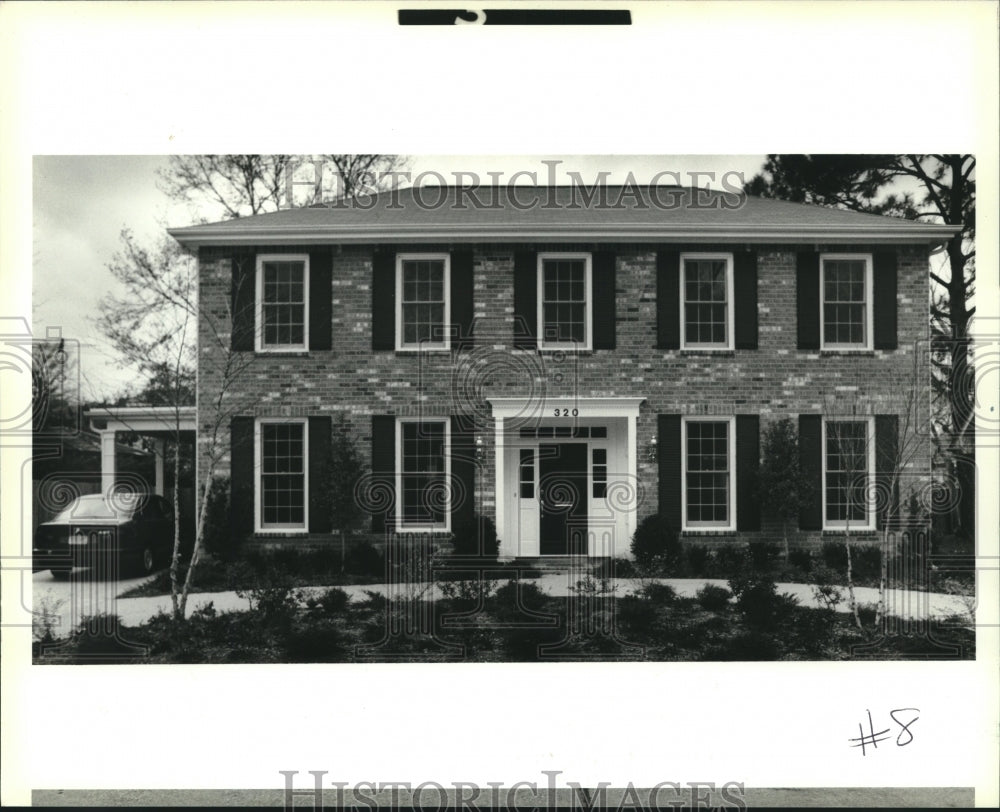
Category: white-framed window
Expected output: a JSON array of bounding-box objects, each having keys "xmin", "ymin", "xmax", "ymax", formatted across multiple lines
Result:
[
  {"xmin": 537, "ymin": 252, "xmax": 593, "ymax": 351},
  {"xmin": 256, "ymin": 254, "xmax": 309, "ymax": 352},
  {"xmin": 395, "ymin": 418, "xmax": 451, "ymax": 532},
  {"xmin": 396, "ymin": 253, "xmax": 451, "ymax": 351},
  {"xmin": 680, "ymin": 252, "xmax": 734, "ymax": 350},
  {"xmin": 823, "ymin": 416, "xmax": 876, "ymax": 531},
  {"xmin": 254, "ymin": 418, "xmax": 309, "ymax": 533},
  {"xmin": 682, "ymin": 416, "xmax": 736, "ymax": 531},
  {"xmin": 820, "ymin": 253, "xmax": 873, "ymax": 350}
]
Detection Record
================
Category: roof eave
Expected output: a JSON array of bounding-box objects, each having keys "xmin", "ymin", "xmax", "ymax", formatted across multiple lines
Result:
[{"xmin": 168, "ymin": 223, "xmax": 962, "ymax": 249}]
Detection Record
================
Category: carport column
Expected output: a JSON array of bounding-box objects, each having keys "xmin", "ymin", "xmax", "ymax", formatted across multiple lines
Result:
[
  {"xmin": 152, "ymin": 438, "xmax": 165, "ymax": 496},
  {"xmin": 100, "ymin": 429, "xmax": 116, "ymax": 496}
]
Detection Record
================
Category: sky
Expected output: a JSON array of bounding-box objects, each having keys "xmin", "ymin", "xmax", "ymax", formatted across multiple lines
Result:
[{"xmin": 32, "ymin": 154, "xmax": 769, "ymax": 400}]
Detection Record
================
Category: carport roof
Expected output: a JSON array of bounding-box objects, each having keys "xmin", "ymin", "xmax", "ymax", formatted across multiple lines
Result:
[{"xmin": 168, "ymin": 185, "xmax": 960, "ymax": 247}]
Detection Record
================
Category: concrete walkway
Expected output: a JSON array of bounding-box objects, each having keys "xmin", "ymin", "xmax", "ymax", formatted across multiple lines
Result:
[{"xmin": 34, "ymin": 571, "xmax": 975, "ymax": 630}]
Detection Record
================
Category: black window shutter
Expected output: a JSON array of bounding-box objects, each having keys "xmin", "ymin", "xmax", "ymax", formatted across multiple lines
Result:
[
  {"xmin": 875, "ymin": 414, "xmax": 900, "ymax": 530},
  {"xmin": 656, "ymin": 249, "xmax": 680, "ymax": 349},
  {"xmin": 658, "ymin": 414, "xmax": 682, "ymax": 530},
  {"xmin": 451, "ymin": 250, "xmax": 475, "ymax": 351},
  {"xmin": 370, "ymin": 415, "xmax": 396, "ymax": 533},
  {"xmin": 450, "ymin": 415, "xmax": 475, "ymax": 534},
  {"xmin": 734, "ymin": 251, "xmax": 758, "ymax": 350},
  {"xmin": 592, "ymin": 250, "xmax": 616, "ymax": 350},
  {"xmin": 230, "ymin": 417, "xmax": 255, "ymax": 544},
  {"xmin": 309, "ymin": 248, "xmax": 333, "ymax": 351},
  {"xmin": 231, "ymin": 251, "xmax": 256, "ymax": 352},
  {"xmin": 736, "ymin": 415, "xmax": 761, "ymax": 530},
  {"xmin": 796, "ymin": 252, "xmax": 820, "ymax": 350},
  {"xmin": 798, "ymin": 414, "xmax": 823, "ymax": 530},
  {"xmin": 513, "ymin": 250, "xmax": 537, "ymax": 349},
  {"xmin": 873, "ymin": 251, "xmax": 898, "ymax": 350},
  {"xmin": 372, "ymin": 250, "xmax": 396, "ymax": 351},
  {"xmin": 308, "ymin": 416, "xmax": 332, "ymax": 533}
]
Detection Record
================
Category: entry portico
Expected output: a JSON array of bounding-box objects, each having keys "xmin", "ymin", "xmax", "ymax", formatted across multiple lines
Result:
[{"xmin": 488, "ymin": 397, "xmax": 644, "ymax": 560}]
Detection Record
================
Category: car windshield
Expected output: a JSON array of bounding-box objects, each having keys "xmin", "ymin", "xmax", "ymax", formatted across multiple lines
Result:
[{"xmin": 51, "ymin": 495, "xmax": 136, "ymax": 522}]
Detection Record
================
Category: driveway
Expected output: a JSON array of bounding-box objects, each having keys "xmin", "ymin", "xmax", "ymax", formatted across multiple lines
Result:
[{"xmin": 32, "ymin": 567, "xmax": 161, "ymax": 639}]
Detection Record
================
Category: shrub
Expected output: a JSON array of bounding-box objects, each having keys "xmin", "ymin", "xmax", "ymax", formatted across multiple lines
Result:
[
  {"xmin": 439, "ymin": 577, "xmax": 499, "ymax": 611},
  {"xmin": 201, "ymin": 476, "xmax": 234, "ymax": 559},
  {"xmin": 705, "ymin": 630, "xmax": 780, "ymax": 661},
  {"xmin": 630, "ymin": 514, "xmax": 681, "ymax": 571},
  {"xmin": 821, "ymin": 541, "xmax": 881, "ymax": 582},
  {"xmin": 684, "ymin": 545, "xmax": 712, "ymax": 577},
  {"xmin": 235, "ymin": 567, "xmax": 302, "ymax": 622},
  {"xmin": 747, "ymin": 541, "xmax": 781, "ymax": 572},
  {"xmin": 450, "ymin": 515, "xmax": 500, "ymax": 558},
  {"xmin": 305, "ymin": 587, "xmax": 351, "ymax": 616},
  {"xmin": 617, "ymin": 595, "xmax": 659, "ymax": 634},
  {"xmin": 812, "ymin": 583, "xmax": 844, "ymax": 611},
  {"xmin": 639, "ymin": 582, "xmax": 677, "ymax": 603},
  {"xmin": 728, "ymin": 571, "xmax": 784, "ymax": 628},
  {"xmin": 788, "ymin": 548, "xmax": 813, "ymax": 574},
  {"xmin": 492, "ymin": 580, "xmax": 549, "ymax": 618},
  {"xmin": 284, "ymin": 620, "xmax": 348, "ymax": 663},
  {"xmin": 696, "ymin": 583, "xmax": 732, "ymax": 612},
  {"xmin": 715, "ymin": 545, "xmax": 747, "ymax": 578},
  {"xmin": 344, "ymin": 541, "xmax": 385, "ymax": 576}
]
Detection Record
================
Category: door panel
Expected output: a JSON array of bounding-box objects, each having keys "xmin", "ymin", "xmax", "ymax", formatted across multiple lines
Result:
[{"xmin": 539, "ymin": 443, "xmax": 588, "ymax": 555}]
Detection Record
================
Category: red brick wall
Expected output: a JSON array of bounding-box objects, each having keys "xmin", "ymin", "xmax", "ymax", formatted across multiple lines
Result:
[{"xmin": 196, "ymin": 242, "xmax": 932, "ymax": 549}]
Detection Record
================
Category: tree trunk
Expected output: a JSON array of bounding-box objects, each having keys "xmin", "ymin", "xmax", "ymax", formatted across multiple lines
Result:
[{"xmin": 169, "ymin": 436, "xmax": 182, "ymax": 619}]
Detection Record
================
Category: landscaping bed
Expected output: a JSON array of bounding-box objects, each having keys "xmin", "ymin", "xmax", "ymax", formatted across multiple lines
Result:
[{"xmin": 37, "ymin": 574, "xmax": 975, "ymax": 664}]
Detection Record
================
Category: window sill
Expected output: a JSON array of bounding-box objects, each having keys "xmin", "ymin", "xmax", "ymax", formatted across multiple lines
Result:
[
  {"xmin": 254, "ymin": 351, "xmax": 312, "ymax": 358},
  {"xmin": 680, "ymin": 529, "xmax": 738, "ymax": 536},
  {"xmin": 679, "ymin": 349, "xmax": 735, "ymax": 357},
  {"xmin": 819, "ymin": 349, "xmax": 876, "ymax": 357},
  {"xmin": 821, "ymin": 528, "xmax": 878, "ymax": 536},
  {"xmin": 254, "ymin": 529, "xmax": 309, "ymax": 537},
  {"xmin": 393, "ymin": 347, "xmax": 452, "ymax": 354}
]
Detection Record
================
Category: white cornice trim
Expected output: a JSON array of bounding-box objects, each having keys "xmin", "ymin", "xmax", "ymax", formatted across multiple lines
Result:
[{"xmin": 168, "ymin": 222, "xmax": 961, "ymax": 249}]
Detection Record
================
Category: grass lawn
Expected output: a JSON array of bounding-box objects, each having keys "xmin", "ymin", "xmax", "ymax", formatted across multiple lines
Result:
[{"xmin": 36, "ymin": 578, "xmax": 975, "ymax": 664}]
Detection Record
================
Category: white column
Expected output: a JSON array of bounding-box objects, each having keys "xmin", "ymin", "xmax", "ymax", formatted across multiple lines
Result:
[
  {"xmin": 627, "ymin": 413, "xmax": 638, "ymax": 542},
  {"xmin": 153, "ymin": 438, "xmax": 165, "ymax": 496},
  {"xmin": 101, "ymin": 429, "xmax": 117, "ymax": 497},
  {"xmin": 494, "ymin": 415, "xmax": 510, "ymax": 559}
]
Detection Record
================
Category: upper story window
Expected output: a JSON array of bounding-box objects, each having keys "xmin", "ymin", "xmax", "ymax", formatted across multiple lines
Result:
[
  {"xmin": 821, "ymin": 254, "xmax": 873, "ymax": 350},
  {"xmin": 538, "ymin": 252, "xmax": 592, "ymax": 351},
  {"xmin": 823, "ymin": 417, "xmax": 875, "ymax": 530},
  {"xmin": 682, "ymin": 416, "xmax": 735, "ymax": 531},
  {"xmin": 681, "ymin": 253, "xmax": 733, "ymax": 350},
  {"xmin": 256, "ymin": 418, "xmax": 308, "ymax": 532},
  {"xmin": 396, "ymin": 418, "xmax": 451, "ymax": 531},
  {"xmin": 396, "ymin": 253, "xmax": 450, "ymax": 351},
  {"xmin": 256, "ymin": 254, "xmax": 309, "ymax": 352}
]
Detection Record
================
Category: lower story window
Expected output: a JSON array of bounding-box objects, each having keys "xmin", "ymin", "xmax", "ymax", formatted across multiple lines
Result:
[
  {"xmin": 683, "ymin": 418, "xmax": 733, "ymax": 529},
  {"xmin": 824, "ymin": 418, "xmax": 874, "ymax": 529},
  {"xmin": 398, "ymin": 420, "xmax": 449, "ymax": 529},
  {"xmin": 259, "ymin": 420, "xmax": 307, "ymax": 530}
]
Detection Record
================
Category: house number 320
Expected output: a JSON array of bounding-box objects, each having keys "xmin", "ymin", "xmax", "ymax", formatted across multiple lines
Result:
[{"xmin": 554, "ymin": 408, "xmax": 579, "ymax": 417}]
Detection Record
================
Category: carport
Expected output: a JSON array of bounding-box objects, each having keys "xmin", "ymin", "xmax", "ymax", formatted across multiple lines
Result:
[{"xmin": 83, "ymin": 406, "xmax": 197, "ymax": 496}]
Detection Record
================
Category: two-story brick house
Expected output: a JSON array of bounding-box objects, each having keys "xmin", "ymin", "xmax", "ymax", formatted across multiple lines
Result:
[{"xmin": 168, "ymin": 184, "xmax": 958, "ymax": 560}]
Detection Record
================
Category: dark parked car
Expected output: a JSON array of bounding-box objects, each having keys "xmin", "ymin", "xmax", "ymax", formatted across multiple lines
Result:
[{"xmin": 33, "ymin": 493, "xmax": 174, "ymax": 579}]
